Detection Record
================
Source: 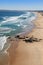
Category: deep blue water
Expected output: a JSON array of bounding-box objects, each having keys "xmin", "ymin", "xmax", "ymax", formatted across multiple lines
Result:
[{"xmin": 0, "ymin": 10, "xmax": 36, "ymax": 36}]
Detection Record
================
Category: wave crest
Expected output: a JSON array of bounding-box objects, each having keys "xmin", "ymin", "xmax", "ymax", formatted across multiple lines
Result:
[{"xmin": 0, "ymin": 12, "xmax": 36, "ymax": 36}]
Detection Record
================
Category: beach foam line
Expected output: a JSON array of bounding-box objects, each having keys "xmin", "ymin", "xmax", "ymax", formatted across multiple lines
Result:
[{"xmin": 0, "ymin": 36, "xmax": 7, "ymax": 51}]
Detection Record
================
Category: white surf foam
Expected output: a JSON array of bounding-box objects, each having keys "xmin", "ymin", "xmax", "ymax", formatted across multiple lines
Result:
[
  {"xmin": 0, "ymin": 16, "xmax": 19, "ymax": 25},
  {"xmin": 0, "ymin": 27, "xmax": 16, "ymax": 34},
  {"xmin": 0, "ymin": 12, "xmax": 36, "ymax": 26},
  {"xmin": 0, "ymin": 12, "xmax": 36, "ymax": 35},
  {"xmin": 0, "ymin": 36, "xmax": 7, "ymax": 51},
  {"xmin": 0, "ymin": 27, "xmax": 12, "ymax": 33},
  {"xmin": 17, "ymin": 24, "xmax": 21, "ymax": 27},
  {"xmin": 16, "ymin": 12, "xmax": 36, "ymax": 28},
  {"xmin": 22, "ymin": 25, "xmax": 27, "ymax": 28}
]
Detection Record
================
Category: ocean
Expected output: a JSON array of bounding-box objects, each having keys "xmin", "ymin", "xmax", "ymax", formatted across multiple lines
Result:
[
  {"xmin": 0, "ymin": 10, "xmax": 36, "ymax": 53},
  {"xmin": 0, "ymin": 10, "xmax": 36, "ymax": 36}
]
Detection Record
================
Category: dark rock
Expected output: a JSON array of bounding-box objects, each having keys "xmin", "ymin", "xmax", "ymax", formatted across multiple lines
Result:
[
  {"xmin": 15, "ymin": 35, "xmax": 25, "ymax": 39},
  {"xmin": 15, "ymin": 35, "xmax": 20, "ymax": 38},
  {"xmin": 24, "ymin": 36, "xmax": 34, "ymax": 43},
  {"xmin": 19, "ymin": 37, "xmax": 25, "ymax": 39},
  {"xmin": 26, "ymin": 37, "xmax": 28, "ymax": 38},
  {"xmin": 24, "ymin": 36, "xmax": 42, "ymax": 43}
]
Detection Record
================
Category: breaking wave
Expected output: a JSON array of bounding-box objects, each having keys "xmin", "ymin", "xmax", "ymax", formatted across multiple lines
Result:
[
  {"xmin": 0, "ymin": 16, "xmax": 19, "ymax": 25},
  {"xmin": 0, "ymin": 11, "xmax": 37, "ymax": 52},
  {"xmin": 0, "ymin": 12, "xmax": 36, "ymax": 36}
]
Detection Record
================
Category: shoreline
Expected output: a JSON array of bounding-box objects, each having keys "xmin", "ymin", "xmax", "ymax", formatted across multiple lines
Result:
[
  {"xmin": 0, "ymin": 12, "xmax": 42, "ymax": 65},
  {"xmin": 0, "ymin": 12, "xmax": 36, "ymax": 37},
  {"xmin": 6, "ymin": 12, "xmax": 38, "ymax": 65},
  {"xmin": 14, "ymin": 12, "xmax": 37, "ymax": 37},
  {"xmin": 8, "ymin": 12, "xmax": 43, "ymax": 65}
]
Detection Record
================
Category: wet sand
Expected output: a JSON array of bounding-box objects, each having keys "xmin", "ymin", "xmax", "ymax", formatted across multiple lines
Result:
[{"xmin": 7, "ymin": 12, "xmax": 43, "ymax": 65}]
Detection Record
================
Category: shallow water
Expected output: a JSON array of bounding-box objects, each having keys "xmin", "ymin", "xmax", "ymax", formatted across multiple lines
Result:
[{"xmin": 0, "ymin": 11, "xmax": 36, "ymax": 36}]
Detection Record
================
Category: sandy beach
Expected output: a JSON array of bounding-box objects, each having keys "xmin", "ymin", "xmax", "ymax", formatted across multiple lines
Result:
[{"xmin": 7, "ymin": 12, "xmax": 43, "ymax": 65}]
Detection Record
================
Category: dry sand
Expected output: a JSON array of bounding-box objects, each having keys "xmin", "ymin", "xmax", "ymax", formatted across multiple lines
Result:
[{"xmin": 7, "ymin": 12, "xmax": 43, "ymax": 65}]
